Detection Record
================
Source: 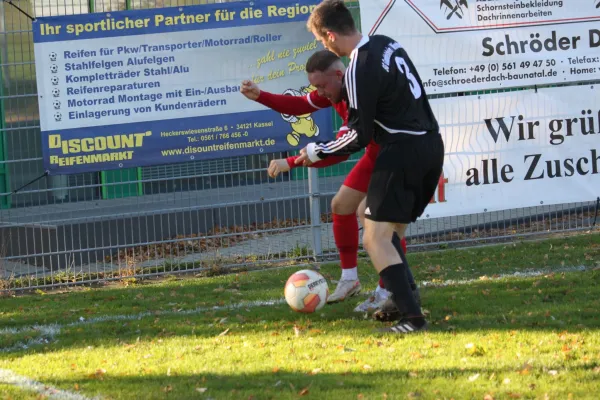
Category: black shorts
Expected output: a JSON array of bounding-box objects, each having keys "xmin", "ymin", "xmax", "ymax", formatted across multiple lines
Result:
[{"xmin": 365, "ymin": 132, "xmax": 444, "ymax": 224}]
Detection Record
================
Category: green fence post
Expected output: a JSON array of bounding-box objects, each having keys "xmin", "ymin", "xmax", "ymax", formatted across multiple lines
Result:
[{"xmin": 97, "ymin": 0, "xmax": 143, "ymax": 199}]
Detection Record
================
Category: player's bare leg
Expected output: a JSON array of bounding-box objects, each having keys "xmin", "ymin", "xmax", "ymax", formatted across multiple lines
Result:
[
  {"xmin": 353, "ymin": 198, "xmax": 392, "ymax": 312},
  {"xmin": 363, "ymin": 219, "xmax": 427, "ymax": 334},
  {"xmin": 326, "ymin": 185, "xmax": 365, "ymax": 303},
  {"xmin": 354, "ymin": 199, "xmax": 420, "ymax": 315}
]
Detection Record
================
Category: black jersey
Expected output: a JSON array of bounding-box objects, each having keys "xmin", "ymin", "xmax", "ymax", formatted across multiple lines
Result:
[{"xmin": 306, "ymin": 34, "xmax": 440, "ymax": 162}]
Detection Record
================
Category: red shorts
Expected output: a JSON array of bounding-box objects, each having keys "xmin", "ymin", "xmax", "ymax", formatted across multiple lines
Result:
[{"xmin": 343, "ymin": 153, "xmax": 376, "ymax": 193}]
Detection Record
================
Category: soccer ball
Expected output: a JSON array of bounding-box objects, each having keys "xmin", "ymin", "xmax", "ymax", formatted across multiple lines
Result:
[
  {"xmin": 49, "ymin": 52, "xmax": 57, "ymax": 61},
  {"xmin": 54, "ymin": 112, "xmax": 61, "ymax": 122},
  {"xmin": 284, "ymin": 269, "xmax": 329, "ymax": 313},
  {"xmin": 53, "ymin": 100, "xmax": 60, "ymax": 109},
  {"xmin": 52, "ymin": 88, "xmax": 60, "ymax": 97},
  {"xmin": 51, "ymin": 76, "xmax": 59, "ymax": 85},
  {"xmin": 50, "ymin": 64, "xmax": 58, "ymax": 73}
]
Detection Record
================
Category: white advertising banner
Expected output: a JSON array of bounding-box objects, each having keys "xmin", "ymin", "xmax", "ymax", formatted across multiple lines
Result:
[
  {"xmin": 424, "ymin": 85, "xmax": 599, "ymax": 219},
  {"xmin": 360, "ymin": 0, "xmax": 600, "ymax": 94}
]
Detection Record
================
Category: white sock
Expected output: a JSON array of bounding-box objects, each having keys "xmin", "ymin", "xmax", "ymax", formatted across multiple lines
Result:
[
  {"xmin": 376, "ymin": 285, "xmax": 390, "ymax": 296},
  {"xmin": 341, "ymin": 267, "xmax": 358, "ymax": 281}
]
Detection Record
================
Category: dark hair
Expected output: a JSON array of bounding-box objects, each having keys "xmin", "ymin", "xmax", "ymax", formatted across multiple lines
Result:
[
  {"xmin": 307, "ymin": 0, "xmax": 357, "ymax": 37},
  {"xmin": 306, "ymin": 50, "xmax": 341, "ymax": 73}
]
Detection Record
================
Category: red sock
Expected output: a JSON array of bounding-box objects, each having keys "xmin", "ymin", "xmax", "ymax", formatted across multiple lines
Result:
[
  {"xmin": 379, "ymin": 237, "xmax": 408, "ymax": 288},
  {"xmin": 332, "ymin": 213, "xmax": 359, "ymax": 270}
]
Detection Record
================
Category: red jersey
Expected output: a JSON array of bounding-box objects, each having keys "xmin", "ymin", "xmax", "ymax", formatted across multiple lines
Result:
[{"xmin": 255, "ymin": 90, "xmax": 379, "ymax": 168}]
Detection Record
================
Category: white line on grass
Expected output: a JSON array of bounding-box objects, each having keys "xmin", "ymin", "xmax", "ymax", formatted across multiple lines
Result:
[
  {"xmin": 0, "ymin": 369, "xmax": 102, "ymax": 400},
  {"xmin": 0, "ymin": 264, "xmax": 591, "ymax": 352},
  {"xmin": 420, "ymin": 264, "xmax": 589, "ymax": 288},
  {"xmin": 0, "ymin": 299, "xmax": 286, "ymax": 352}
]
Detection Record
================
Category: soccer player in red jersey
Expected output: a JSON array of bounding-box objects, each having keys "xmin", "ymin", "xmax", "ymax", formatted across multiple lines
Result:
[{"xmin": 240, "ymin": 50, "xmax": 420, "ymax": 315}]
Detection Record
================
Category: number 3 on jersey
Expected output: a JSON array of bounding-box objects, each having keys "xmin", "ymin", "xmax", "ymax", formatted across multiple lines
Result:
[{"xmin": 395, "ymin": 56, "xmax": 422, "ymax": 100}]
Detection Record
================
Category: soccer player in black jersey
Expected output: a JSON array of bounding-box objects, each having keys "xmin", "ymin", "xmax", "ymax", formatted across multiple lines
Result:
[{"xmin": 296, "ymin": 0, "xmax": 445, "ymax": 334}]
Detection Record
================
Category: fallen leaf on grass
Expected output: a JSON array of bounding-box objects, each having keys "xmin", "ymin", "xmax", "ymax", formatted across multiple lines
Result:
[
  {"xmin": 310, "ymin": 368, "xmax": 322, "ymax": 375},
  {"xmin": 299, "ymin": 387, "xmax": 309, "ymax": 396},
  {"xmin": 468, "ymin": 373, "xmax": 480, "ymax": 382},
  {"xmin": 548, "ymin": 370, "xmax": 558, "ymax": 376},
  {"xmin": 518, "ymin": 363, "xmax": 532, "ymax": 375},
  {"xmin": 272, "ymin": 367, "xmax": 280, "ymax": 373},
  {"xmin": 484, "ymin": 395, "xmax": 494, "ymax": 400},
  {"xmin": 362, "ymin": 365, "xmax": 372, "ymax": 370},
  {"xmin": 88, "ymin": 369, "xmax": 106, "ymax": 380},
  {"xmin": 218, "ymin": 328, "xmax": 230, "ymax": 337},
  {"xmin": 508, "ymin": 393, "xmax": 522, "ymax": 399},
  {"xmin": 196, "ymin": 388, "xmax": 207, "ymax": 393}
]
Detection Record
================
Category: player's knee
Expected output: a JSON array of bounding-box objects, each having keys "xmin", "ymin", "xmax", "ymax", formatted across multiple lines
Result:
[
  {"xmin": 362, "ymin": 229, "xmax": 379, "ymax": 254},
  {"xmin": 331, "ymin": 194, "xmax": 351, "ymax": 215}
]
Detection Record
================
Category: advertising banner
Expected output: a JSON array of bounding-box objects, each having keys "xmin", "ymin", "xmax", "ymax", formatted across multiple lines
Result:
[
  {"xmin": 361, "ymin": 0, "xmax": 600, "ymax": 94},
  {"xmin": 425, "ymin": 85, "xmax": 599, "ymax": 218},
  {"xmin": 32, "ymin": 0, "xmax": 333, "ymax": 174}
]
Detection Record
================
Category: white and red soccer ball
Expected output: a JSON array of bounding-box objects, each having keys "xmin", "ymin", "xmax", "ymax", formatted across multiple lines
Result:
[{"xmin": 284, "ymin": 269, "xmax": 329, "ymax": 313}]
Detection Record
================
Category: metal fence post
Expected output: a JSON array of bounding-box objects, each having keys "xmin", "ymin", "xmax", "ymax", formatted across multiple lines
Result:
[{"xmin": 307, "ymin": 168, "xmax": 322, "ymax": 260}]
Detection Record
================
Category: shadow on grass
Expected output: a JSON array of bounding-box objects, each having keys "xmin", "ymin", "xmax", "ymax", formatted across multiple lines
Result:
[
  {"xmin": 1, "ymin": 268, "xmax": 599, "ymax": 357},
  {"xmin": 6, "ymin": 367, "xmax": 600, "ymax": 400}
]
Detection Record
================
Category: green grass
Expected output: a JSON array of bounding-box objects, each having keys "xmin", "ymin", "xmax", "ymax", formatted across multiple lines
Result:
[{"xmin": 1, "ymin": 232, "xmax": 600, "ymax": 399}]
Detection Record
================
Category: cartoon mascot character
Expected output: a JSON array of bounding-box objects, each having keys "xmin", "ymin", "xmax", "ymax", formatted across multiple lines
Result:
[{"xmin": 280, "ymin": 85, "xmax": 320, "ymax": 146}]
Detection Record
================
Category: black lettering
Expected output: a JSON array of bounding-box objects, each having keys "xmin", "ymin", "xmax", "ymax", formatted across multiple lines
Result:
[
  {"xmin": 482, "ymin": 37, "xmax": 494, "ymax": 57},
  {"xmin": 564, "ymin": 158, "xmax": 575, "ymax": 177},
  {"xmin": 577, "ymin": 157, "xmax": 589, "ymax": 175},
  {"xmin": 524, "ymin": 154, "xmax": 544, "ymax": 180},
  {"xmin": 466, "ymin": 167, "xmax": 480, "ymax": 186},
  {"xmin": 580, "ymin": 110, "xmax": 595, "ymax": 135},
  {"xmin": 548, "ymin": 119, "xmax": 564, "ymax": 145},
  {"xmin": 589, "ymin": 29, "xmax": 600, "ymax": 48},
  {"xmin": 592, "ymin": 149, "xmax": 600, "ymax": 174},
  {"xmin": 501, "ymin": 164, "xmax": 514, "ymax": 182},
  {"xmin": 546, "ymin": 160, "xmax": 561, "ymax": 178},
  {"xmin": 484, "ymin": 116, "xmax": 515, "ymax": 143},
  {"xmin": 565, "ymin": 118, "xmax": 578, "ymax": 137}
]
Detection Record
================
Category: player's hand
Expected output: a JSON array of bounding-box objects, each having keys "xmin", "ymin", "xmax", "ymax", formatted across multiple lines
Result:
[
  {"xmin": 240, "ymin": 79, "xmax": 260, "ymax": 100},
  {"xmin": 267, "ymin": 159, "xmax": 291, "ymax": 178},
  {"xmin": 294, "ymin": 147, "xmax": 314, "ymax": 167}
]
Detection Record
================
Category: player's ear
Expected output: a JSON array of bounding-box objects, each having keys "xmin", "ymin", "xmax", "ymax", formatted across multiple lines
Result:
[{"xmin": 326, "ymin": 31, "xmax": 336, "ymax": 42}]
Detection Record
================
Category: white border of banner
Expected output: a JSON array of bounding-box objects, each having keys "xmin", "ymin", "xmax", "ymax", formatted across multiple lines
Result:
[
  {"xmin": 361, "ymin": 0, "xmax": 600, "ymax": 94},
  {"xmin": 424, "ymin": 84, "xmax": 599, "ymax": 219}
]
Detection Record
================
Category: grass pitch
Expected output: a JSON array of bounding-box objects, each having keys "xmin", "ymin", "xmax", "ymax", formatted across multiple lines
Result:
[{"xmin": 1, "ymin": 232, "xmax": 600, "ymax": 399}]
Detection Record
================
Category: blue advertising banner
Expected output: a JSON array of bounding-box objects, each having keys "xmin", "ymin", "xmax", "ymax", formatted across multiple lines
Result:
[{"xmin": 32, "ymin": 0, "xmax": 333, "ymax": 174}]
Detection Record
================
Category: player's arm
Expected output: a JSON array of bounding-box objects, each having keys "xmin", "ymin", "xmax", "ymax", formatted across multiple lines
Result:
[
  {"xmin": 304, "ymin": 56, "xmax": 377, "ymax": 162},
  {"xmin": 286, "ymin": 125, "xmax": 352, "ymax": 169},
  {"xmin": 256, "ymin": 89, "xmax": 330, "ymax": 115},
  {"xmin": 240, "ymin": 79, "xmax": 331, "ymax": 115},
  {"xmin": 267, "ymin": 127, "xmax": 352, "ymax": 177}
]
